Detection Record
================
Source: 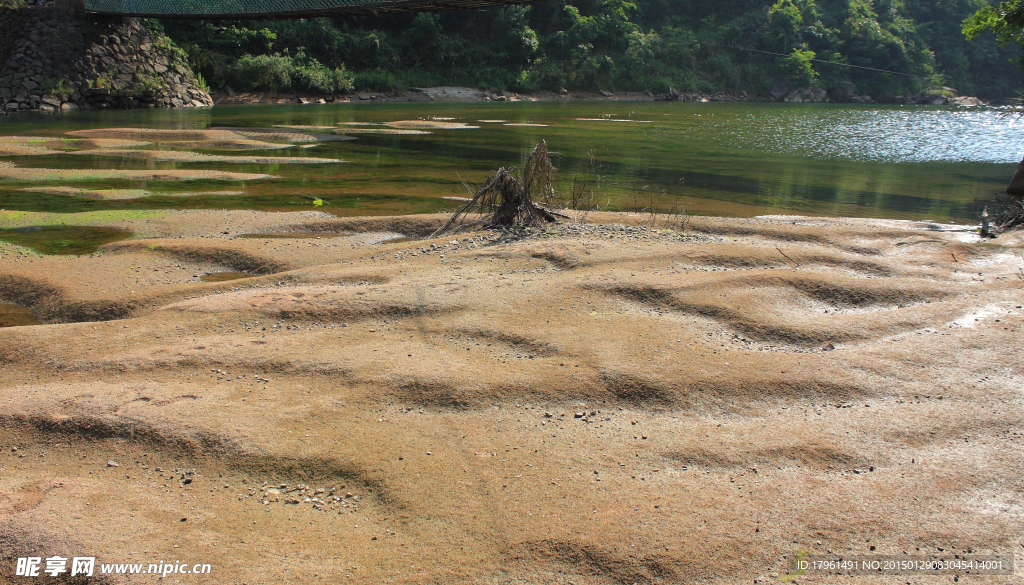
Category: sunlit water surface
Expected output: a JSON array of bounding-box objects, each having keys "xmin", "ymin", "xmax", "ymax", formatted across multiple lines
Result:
[{"xmin": 0, "ymin": 102, "xmax": 1017, "ymax": 223}]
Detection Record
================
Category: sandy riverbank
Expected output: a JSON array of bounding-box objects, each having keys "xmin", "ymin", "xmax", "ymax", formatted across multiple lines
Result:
[{"xmin": 1, "ymin": 210, "xmax": 1022, "ymax": 583}]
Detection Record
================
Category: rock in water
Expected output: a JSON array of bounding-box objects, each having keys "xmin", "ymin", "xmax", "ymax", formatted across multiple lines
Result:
[
  {"xmin": 1007, "ymin": 157, "xmax": 1024, "ymax": 202},
  {"xmin": 770, "ymin": 80, "xmax": 788, "ymax": 101}
]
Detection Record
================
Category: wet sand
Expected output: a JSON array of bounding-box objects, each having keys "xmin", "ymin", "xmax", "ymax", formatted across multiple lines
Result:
[{"xmin": 0, "ymin": 210, "xmax": 1021, "ymax": 584}]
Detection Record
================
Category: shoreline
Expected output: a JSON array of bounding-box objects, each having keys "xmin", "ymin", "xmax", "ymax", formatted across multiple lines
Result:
[
  {"xmin": 211, "ymin": 86, "xmax": 763, "ymax": 105},
  {"xmin": 0, "ymin": 84, "xmax": 997, "ymax": 114},
  {"xmin": 210, "ymin": 85, "xmax": 996, "ymax": 106}
]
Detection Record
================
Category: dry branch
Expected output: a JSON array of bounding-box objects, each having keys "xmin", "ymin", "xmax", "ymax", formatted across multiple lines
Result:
[{"xmin": 431, "ymin": 140, "xmax": 565, "ymax": 238}]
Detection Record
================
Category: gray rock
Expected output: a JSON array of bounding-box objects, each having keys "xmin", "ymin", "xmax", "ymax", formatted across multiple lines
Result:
[
  {"xmin": 770, "ymin": 80, "xmax": 788, "ymax": 101},
  {"xmin": 951, "ymin": 96, "xmax": 983, "ymax": 107}
]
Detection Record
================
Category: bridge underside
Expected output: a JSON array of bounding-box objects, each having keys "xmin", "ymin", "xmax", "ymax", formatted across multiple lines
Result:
[{"xmin": 84, "ymin": 0, "xmax": 532, "ymax": 18}]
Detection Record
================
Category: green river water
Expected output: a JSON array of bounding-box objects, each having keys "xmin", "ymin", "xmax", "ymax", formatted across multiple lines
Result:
[{"xmin": 0, "ymin": 101, "xmax": 1018, "ymax": 232}]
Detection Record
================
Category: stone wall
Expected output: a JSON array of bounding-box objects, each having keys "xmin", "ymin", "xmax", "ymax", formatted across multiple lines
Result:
[
  {"xmin": 0, "ymin": 0, "xmax": 212, "ymax": 113},
  {"xmin": 0, "ymin": 8, "xmax": 28, "ymax": 67}
]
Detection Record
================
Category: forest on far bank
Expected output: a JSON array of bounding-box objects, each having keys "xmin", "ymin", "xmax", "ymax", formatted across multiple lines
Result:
[{"xmin": 154, "ymin": 0, "xmax": 1022, "ymax": 100}]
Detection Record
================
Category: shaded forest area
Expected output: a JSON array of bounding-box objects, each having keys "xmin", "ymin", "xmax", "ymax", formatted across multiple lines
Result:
[{"xmin": 156, "ymin": 0, "xmax": 1022, "ymax": 99}]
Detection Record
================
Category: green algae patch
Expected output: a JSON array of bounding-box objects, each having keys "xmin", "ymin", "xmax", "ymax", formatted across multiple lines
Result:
[
  {"xmin": 385, "ymin": 120, "xmax": 479, "ymax": 130},
  {"xmin": 68, "ymin": 149, "xmax": 342, "ymax": 164},
  {"xmin": 239, "ymin": 231, "xmax": 353, "ymax": 239},
  {"xmin": 155, "ymin": 139, "xmax": 292, "ymax": 150},
  {"xmin": 273, "ymin": 125, "xmax": 337, "ymax": 130},
  {"xmin": 0, "ymin": 136, "xmax": 151, "ymax": 155},
  {"xmin": 0, "ymin": 225, "xmax": 132, "ymax": 255},
  {"xmin": 73, "ymin": 138, "xmax": 152, "ymax": 149},
  {"xmin": 18, "ymin": 187, "xmax": 155, "ymax": 200},
  {"xmin": 0, "ymin": 303, "xmax": 42, "ymax": 327},
  {"xmin": 0, "ymin": 162, "xmax": 273, "ymax": 182},
  {"xmin": 65, "ymin": 128, "xmax": 292, "ymax": 150},
  {"xmin": 67, "ymin": 128, "xmax": 248, "ymax": 141},
  {"xmin": 15, "ymin": 188, "xmax": 248, "ymax": 203},
  {"xmin": 200, "ymin": 271, "xmax": 253, "ymax": 282},
  {"xmin": 334, "ymin": 128, "xmax": 430, "ymax": 135},
  {"xmin": 0, "ymin": 210, "xmax": 165, "ymax": 229},
  {"xmin": 0, "ymin": 143, "xmax": 64, "ymax": 157}
]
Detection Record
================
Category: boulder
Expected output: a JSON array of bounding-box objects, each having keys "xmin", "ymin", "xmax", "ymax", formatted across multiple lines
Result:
[
  {"xmin": 828, "ymin": 81, "xmax": 856, "ymax": 103},
  {"xmin": 770, "ymin": 80, "xmax": 788, "ymax": 101},
  {"xmin": 1006, "ymin": 157, "xmax": 1024, "ymax": 201},
  {"xmin": 951, "ymin": 96, "xmax": 983, "ymax": 107}
]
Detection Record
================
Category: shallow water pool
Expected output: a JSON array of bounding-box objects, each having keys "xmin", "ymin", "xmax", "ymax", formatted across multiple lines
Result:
[{"xmin": 0, "ymin": 102, "xmax": 1016, "ymax": 223}]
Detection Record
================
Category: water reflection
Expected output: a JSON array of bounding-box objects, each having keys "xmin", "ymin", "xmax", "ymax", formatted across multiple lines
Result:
[{"xmin": 0, "ymin": 102, "xmax": 1014, "ymax": 222}]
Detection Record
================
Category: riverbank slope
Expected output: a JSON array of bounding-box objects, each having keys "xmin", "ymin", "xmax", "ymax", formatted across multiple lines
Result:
[{"xmin": 1, "ymin": 209, "xmax": 1021, "ymax": 583}]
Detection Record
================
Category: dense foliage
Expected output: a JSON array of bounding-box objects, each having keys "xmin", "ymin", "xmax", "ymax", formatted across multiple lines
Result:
[
  {"xmin": 158, "ymin": 0, "xmax": 1022, "ymax": 99},
  {"xmin": 964, "ymin": 0, "xmax": 1024, "ymax": 67}
]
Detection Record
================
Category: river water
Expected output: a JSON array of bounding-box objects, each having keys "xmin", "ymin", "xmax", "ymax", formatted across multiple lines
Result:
[{"xmin": 0, "ymin": 101, "xmax": 1018, "ymax": 223}]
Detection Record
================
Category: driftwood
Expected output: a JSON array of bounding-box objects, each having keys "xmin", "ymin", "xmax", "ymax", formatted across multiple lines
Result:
[
  {"xmin": 982, "ymin": 195, "xmax": 1024, "ymax": 237},
  {"xmin": 431, "ymin": 140, "xmax": 566, "ymax": 239}
]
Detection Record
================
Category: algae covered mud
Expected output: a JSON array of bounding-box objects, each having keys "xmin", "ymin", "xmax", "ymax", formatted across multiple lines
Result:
[{"xmin": 0, "ymin": 101, "xmax": 1017, "ymax": 227}]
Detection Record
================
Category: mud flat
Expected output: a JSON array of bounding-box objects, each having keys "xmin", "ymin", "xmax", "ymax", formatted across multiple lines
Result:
[
  {"xmin": 0, "ymin": 210, "xmax": 1022, "ymax": 584},
  {"xmin": 0, "ymin": 162, "xmax": 273, "ymax": 182}
]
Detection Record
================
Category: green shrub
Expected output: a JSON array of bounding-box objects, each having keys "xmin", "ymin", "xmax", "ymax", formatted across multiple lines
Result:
[
  {"xmin": 295, "ymin": 59, "xmax": 353, "ymax": 93},
  {"xmin": 159, "ymin": 0, "xmax": 1023, "ymax": 99},
  {"xmin": 229, "ymin": 53, "xmax": 353, "ymax": 93},
  {"xmin": 230, "ymin": 53, "xmax": 295, "ymax": 92}
]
